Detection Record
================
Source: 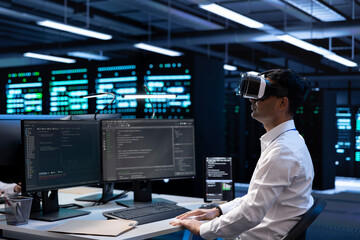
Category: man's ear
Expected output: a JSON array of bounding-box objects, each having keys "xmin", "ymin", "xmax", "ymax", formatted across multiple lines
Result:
[{"xmin": 279, "ymin": 97, "xmax": 289, "ymax": 111}]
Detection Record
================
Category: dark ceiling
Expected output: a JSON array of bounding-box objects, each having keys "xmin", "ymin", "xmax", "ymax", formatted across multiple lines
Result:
[{"xmin": 0, "ymin": 0, "xmax": 360, "ymax": 77}]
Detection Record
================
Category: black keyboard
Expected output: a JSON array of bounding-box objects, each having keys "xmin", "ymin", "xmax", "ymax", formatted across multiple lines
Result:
[{"xmin": 102, "ymin": 202, "xmax": 190, "ymax": 225}]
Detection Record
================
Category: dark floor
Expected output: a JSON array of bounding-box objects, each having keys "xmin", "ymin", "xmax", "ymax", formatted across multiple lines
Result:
[{"xmin": 151, "ymin": 179, "xmax": 360, "ymax": 240}]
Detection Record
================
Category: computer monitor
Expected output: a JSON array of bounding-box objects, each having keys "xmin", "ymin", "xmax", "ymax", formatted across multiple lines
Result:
[
  {"xmin": 101, "ymin": 118, "xmax": 196, "ymax": 206},
  {"xmin": 21, "ymin": 120, "xmax": 102, "ymax": 221},
  {"xmin": 204, "ymin": 157, "xmax": 234, "ymax": 203},
  {"xmin": 0, "ymin": 115, "xmax": 70, "ymax": 179}
]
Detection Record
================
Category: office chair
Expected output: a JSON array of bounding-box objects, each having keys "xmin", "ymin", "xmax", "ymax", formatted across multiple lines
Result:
[{"xmin": 282, "ymin": 198, "xmax": 327, "ymax": 240}]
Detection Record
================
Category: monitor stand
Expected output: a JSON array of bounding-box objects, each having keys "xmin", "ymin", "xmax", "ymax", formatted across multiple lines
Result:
[
  {"xmin": 30, "ymin": 190, "xmax": 90, "ymax": 222},
  {"xmin": 115, "ymin": 180, "xmax": 175, "ymax": 208},
  {"xmin": 74, "ymin": 183, "xmax": 127, "ymax": 203}
]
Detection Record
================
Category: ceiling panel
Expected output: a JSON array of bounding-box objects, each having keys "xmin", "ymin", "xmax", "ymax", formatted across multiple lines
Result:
[{"xmin": 0, "ymin": 0, "xmax": 357, "ymax": 76}]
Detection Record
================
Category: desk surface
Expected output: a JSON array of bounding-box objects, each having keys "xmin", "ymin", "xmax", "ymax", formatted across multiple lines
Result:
[{"xmin": 0, "ymin": 187, "xmax": 204, "ymax": 240}]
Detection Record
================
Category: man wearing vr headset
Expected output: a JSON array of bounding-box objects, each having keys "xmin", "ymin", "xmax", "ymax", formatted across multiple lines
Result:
[{"xmin": 171, "ymin": 69, "xmax": 314, "ymax": 240}]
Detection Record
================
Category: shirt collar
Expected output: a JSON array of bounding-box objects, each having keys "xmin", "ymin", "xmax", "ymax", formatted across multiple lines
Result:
[{"xmin": 260, "ymin": 120, "xmax": 296, "ymax": 151}]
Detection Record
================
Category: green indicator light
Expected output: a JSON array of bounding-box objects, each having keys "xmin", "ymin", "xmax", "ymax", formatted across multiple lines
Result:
[
  {"xmin": 36, "ymin": 93, "xmax": 42, "ymax": 98},
  {"xmin": 33, "ymin": 72, "xmax": 40, "ymax": 76},
  {"xmin": 23, "ymin": 78, "xmax": 26, "ymax": 82},
  {"xmin": 8, "ymin": 74, "xmax": 11, "ymax": 78}
]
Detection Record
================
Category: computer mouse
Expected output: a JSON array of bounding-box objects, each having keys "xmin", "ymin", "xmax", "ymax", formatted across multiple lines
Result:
[{"xmin": 199, "ymin": 202, "xmax": 218, "ymax": 209}]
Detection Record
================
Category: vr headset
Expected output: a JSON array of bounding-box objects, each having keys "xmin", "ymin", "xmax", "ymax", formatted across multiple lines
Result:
[{"xmin": 236, "ymin": 72, "xmax": 288, "ymax": 100}]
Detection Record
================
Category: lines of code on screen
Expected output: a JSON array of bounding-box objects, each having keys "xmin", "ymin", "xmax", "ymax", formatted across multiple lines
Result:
[
  {"xmin": 101, "ymin": 119, "xmax": 195, "ymax": 181},
  {"xmin": 23, "ymin": 121, "xmax": 101, "ymax": 192}
]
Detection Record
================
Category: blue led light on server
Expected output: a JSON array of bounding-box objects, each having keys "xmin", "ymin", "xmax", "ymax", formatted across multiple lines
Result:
[
  {"xmin": 6, "ymin": 71, "xmax": 43, "ymax": 114},
  {"xmin": 49, "ymin": 68, "xmax": 89, "ymax": 115},
  {"xmin": 144, "ymin": 62, "xmax": 192, "ymax": 119},
  {"xmin": 95, "ymin": 65, "xmax": 138, "ymax": 118}
]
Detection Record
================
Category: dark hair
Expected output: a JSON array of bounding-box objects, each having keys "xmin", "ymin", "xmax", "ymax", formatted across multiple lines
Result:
[{"xmin": 261, "ymin": 69, "xmax": 310, "ymax": 115}]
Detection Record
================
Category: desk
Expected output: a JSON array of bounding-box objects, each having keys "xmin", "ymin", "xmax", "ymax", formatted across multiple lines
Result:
[{"xmin": 0, "ymin": 187, "xmax": 204, "ymax": 240}]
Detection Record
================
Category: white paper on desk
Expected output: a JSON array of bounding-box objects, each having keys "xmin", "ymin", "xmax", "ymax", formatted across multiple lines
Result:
[{"xmin": 48, "ymin": 219, "xmax": 138, "ymax": 236}]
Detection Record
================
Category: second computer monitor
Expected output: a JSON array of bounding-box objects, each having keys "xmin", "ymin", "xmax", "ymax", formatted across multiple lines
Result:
[
  {"xmin": 101, "ymin": 119, "xmax": 196, "ymax": 182},
  {"xmin": 101, "ymin": 119, "xmax": 196, "ymax": 204}
]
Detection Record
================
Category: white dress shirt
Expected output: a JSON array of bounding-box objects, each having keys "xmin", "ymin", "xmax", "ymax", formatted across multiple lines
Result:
[
  {"xmin": 200, "ymin": 120, "xmax": 314, "ymax": 240},
  {"xmin": 0, "ymin": 181, "xmax": 17, "ymax": 195}
]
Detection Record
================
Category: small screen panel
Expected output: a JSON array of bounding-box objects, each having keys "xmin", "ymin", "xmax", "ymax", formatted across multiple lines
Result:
[
  {"xmin": 22, "ymin": 120, "xmax": 101, "ymax": 192},
  {"xmin": 144, "ymin": 61, "xmax": 192, "ymax": 119},
  {"xmin": 102, "ymin": 119, "xmax": 196, "ymax": 182},
  {"xmin": 6, "ymin": 71, "xmax": 43, "ymax": 114},
  {"xmin": 95, "ymin": 65, "xmax": 138, "ymax": 118},
  {"xmin": 205, "ymin": 157, "xmax": 234, "ymax": 202},
  {"xmin": 49, "ymin": 68, "xmax": 89, "ymax": 115},
  {"xmin": 335, "ymin": 107, "xmax": 352, "ymax": 175}
]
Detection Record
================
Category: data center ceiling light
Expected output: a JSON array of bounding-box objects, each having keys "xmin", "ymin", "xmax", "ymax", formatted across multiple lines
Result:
[
  {"xmin": 23, "ymin": 52, "xmax": 76, "ymax": 64},
  {"xmin": 277, "ymin": 34, "xmax": 357, "ymax": 67},
  {"xmin": 37, "ymin": 20, "xmax": 112, "ymax": 40},
  {"xmin": 223, "ymin": 64, "xmax": 237, "ymax": 71},
  {"xmin": 67, "ymin": 52, "xmax": 109, "ymax": 61},
  {"xmin": 199, "ymin": 3, "xmax": 264, "ymax": 29},
  {"xmin": 134, "ymin": 43, "xmax": 183, "ymax": 57},
  {"xmin": 283, "ymin": 0, "xmax": 346, "ymax": 22}
]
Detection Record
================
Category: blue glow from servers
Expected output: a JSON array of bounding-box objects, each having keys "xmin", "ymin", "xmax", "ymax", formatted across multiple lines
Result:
[
  {"xmin": 6, "ymin": 71, "xmax": 43, "ymax": 114},
  {"xmin": 336, "ymin": 107, "xmax": 352, "ymax": 151},
  {"xmin": 144, "ymin": 62, "xmax": 192, "ymax": 119},
  {"xmin": 49, "ymin": 68, "xmax": 89, "ymax": 115},
  {"xmin": 335, "ymin": 107, "xmax": 353, "ymax": 166},
  {"xmin": 95, "ymin": 65, "xmax": 138, "ymax": 118},
  {"xmin": 355, "ymin": 110, "xmax": 360, "ymax": 162}
]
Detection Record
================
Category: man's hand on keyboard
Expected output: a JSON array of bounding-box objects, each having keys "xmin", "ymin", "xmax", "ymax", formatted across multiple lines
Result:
[
  {"xmin": 169, "ymin": 218, "xmax": 201, "ymax": 236},
  {"xmin": 174, "ymin": 208, "xmax": 219, "ymax": 221},
  {"xmin": 169, "ymin": 208, "xmax": 220, "ymax": 236}
]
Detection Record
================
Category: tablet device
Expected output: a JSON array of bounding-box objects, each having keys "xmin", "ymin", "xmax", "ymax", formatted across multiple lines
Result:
[{"xmin": 204, "ymin": 157, "xmax": 234, "ymax": 203}]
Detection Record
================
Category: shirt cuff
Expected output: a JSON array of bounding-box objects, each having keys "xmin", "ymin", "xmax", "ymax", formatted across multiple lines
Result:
[
  {"xmin": 200, "ymin": 220, "xmax": 216, "ymax": 240},
  {"xmin": 3, "ymin": 183, "xmax": 17, "ymax": 195},
  {"xmin": 219, "ymin": 196, "xmax": 245, "ymax": 214}
]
